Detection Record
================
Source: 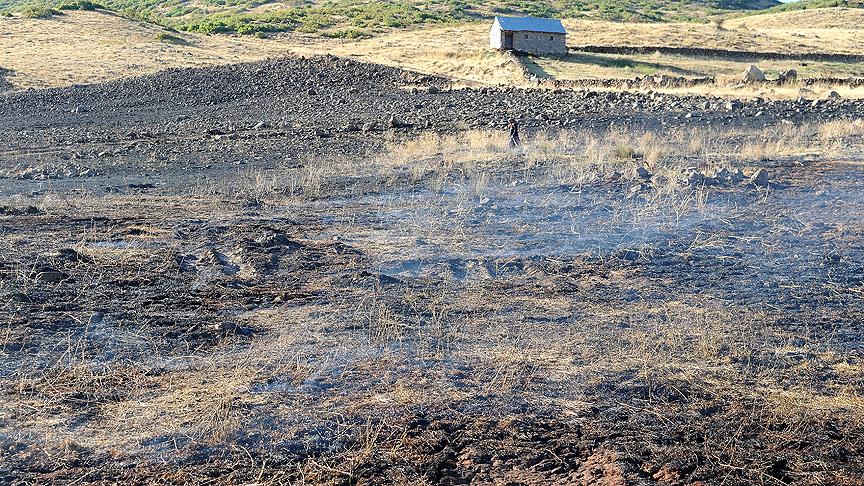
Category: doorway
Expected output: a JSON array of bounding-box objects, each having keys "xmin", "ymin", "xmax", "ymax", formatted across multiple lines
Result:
[{"xmin": 503, "ymin": 33, "xmax": 514, "ymax": 49}]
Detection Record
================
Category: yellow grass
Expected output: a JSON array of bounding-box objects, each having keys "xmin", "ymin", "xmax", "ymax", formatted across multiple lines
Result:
[
  {"xmin": 3, "ymin": 8, "xmax": 864, "ymax": 96},
  {"xmin": 568, "ymin": 10, "xmax": 864, "ymax": 55},
  {"xmin": 0, "ymin": 11, "xmax": 288, "ymax": 89}
]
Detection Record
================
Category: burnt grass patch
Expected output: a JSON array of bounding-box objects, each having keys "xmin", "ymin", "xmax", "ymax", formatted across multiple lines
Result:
[{"xmin": 2, "ymin": 57, "xmax": 864, "ymax": 484}]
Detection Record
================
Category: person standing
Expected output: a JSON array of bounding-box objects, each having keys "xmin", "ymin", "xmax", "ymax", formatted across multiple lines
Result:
[{"xmin": 508, "ymin": 118, "xmax": 521, "ymax": 149}]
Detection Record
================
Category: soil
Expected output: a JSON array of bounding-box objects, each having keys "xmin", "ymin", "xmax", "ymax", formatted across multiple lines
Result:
[{"xmin": 1, "ymin": 56, "xmax": 863, "ymax": 485}]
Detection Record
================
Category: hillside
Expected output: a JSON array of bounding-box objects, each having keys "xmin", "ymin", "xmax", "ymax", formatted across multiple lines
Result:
[
  {"xmin": 0, "ymin": 10, "xmax": 288, "ymax": 88},
  {"xmin": 4, "ymin": 8, "xmax": 864, "ymax": 95},
  {"xmin": 3, "ymin": 0, "xmax": 782, "ymax": 36}
]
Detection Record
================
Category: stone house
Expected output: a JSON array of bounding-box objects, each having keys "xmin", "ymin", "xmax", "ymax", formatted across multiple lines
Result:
[{"xmin": 489, "ymin": 16, "xmax": 567, "ymax": 55}]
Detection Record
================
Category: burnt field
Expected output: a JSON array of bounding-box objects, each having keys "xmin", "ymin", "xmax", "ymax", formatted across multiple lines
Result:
[{"xmin": 1, "ymin": 57, "xmax": 864, "ymax": 485}]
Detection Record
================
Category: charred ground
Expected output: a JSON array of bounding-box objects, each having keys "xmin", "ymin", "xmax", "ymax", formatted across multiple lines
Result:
[{"xmin": 1, "ymin": 56, "xmax": 863, "ymax": 485}]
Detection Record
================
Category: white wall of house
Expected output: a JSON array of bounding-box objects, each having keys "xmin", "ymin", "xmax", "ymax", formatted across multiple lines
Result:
[{"xmin": 489, "ymin": 18, "xmax": 504, "ymax": 49}]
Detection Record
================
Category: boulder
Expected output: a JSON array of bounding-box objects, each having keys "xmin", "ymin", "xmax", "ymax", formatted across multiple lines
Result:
[
  {"xmin": 778, "ymin": 69, "xmax": 797, "ymax": 85},
  {"xmin": 742, "ymin": 65, "xmax": 766, "ymax": 83}
]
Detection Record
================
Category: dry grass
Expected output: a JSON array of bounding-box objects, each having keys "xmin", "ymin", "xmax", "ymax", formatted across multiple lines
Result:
[
  {"xmin": 533, "ymin": 51, "xmax": 864, "ymax": 85},
  {"xmin": 371, "ymin": 119, "xmax": 864, "ymax": 193},
  {"xmin": 568, "ymin": 10, "xmax": 864, "ymax": 55},
  {"xmin": 5, "ymin": 120, "xmax": 864, "ymax": 482},
  {"xmin": 0, "ymin": 11, "xmax": 287, "ymax": 89},
  {"xmin": 5, "ymin": 8, "xmax": 864, "ymax": 94}
]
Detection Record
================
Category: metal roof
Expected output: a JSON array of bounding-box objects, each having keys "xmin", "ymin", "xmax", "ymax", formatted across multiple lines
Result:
[{"xmin": 494, "ymin": 16, "xmax": 566, "ymax": 34}]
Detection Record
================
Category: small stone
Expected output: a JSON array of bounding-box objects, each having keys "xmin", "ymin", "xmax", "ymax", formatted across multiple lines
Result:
[
  {"xmin": 626, "ymin": 184, "xmax": 644, "ymax": 198},
  {"xmin": 46, "ymin": 248, "xmax": 92, "ymax": 263},
  {"xmin": 750, "ymin": 168, "xmax": 770, "ymax": 187},
  {"xmin": 256, "ymin": 233, "xmax": 302, "ymax": 250},
  {"xmin": 619, "ymin": 249, "xmax": 640, "ymax": 261},
  {"xmin": 10, "ymin": 292, "xmax": 32, "ymax": 303},
  {"xmin": 650, "ymin": 174, "xmax": 669, "ymax": 186},
  {"xmin": 634, "ymin": 166, "xmax": 651, "ymax": 179},
  {"xmin": 713, "ymin": 168, "xmax": 730, "ymax": 183},
  {"xmin": 683, "ymin": 169, "xmax": 704, "ymax": 186},
  {"xmin": 604, "ymin": 171, "xmax": 622, "ymax": 183},
  {"xmin": 36, "ymin": 269, "xmax": 67, "ymax": 283},
  {"xmin": 213, "ymin": 321, "xmax": 253, "ymax": 337},
  {"xmin": 725, "ymin": 100, "xmax": 742, "ymax": 111},
  {"xmin": 362, "ymin": 122, "xmax": 376, "ymax": 133}
]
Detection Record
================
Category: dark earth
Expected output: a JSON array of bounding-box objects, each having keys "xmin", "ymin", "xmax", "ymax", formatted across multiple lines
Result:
[{"xmin": 1, "ymin": 56, "xmax": 863, "ymax": 485}]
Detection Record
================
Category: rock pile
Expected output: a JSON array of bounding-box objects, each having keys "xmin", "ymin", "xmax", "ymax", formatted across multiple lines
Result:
[{"xmin": 12, "ymin": 165, "xmax": 98, "ymax": 180}]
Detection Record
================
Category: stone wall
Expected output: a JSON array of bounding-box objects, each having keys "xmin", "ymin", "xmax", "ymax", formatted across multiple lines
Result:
[{"xmin": 512, "ymin": 32, "xmax": 566, "ymax": 55}]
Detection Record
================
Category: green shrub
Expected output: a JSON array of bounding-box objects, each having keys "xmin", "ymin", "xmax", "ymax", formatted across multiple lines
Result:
[
  {"xmin": 57, "ymin": 0, "xmax": 106, "ymax": 10},
  {"xmin": 21, "ymin": 5, "xmax": 61, "ymax": 18},
  {"xmin": 322, "ymin": 28, "xmax": 370, "ymax": 39},
  {"xmin": 154, "ymin": 31, "xmax": 186, "ymax": 43}
]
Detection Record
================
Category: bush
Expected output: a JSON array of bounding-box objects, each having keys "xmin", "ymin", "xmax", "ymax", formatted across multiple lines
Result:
[
  {"xmin": 154, "ymin": 31, "xmax": 186, "ymax": 43},
  {"xmin": 57, "ymin": 0, "xmax": 106, "ymax": 11},
  {"xmin": 21, "ymin": 5, "xmax": 61, "ymax": 18},
  {"xmin": 322, "ymin": 28, "xmax": 370, "ymax": 39}
]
